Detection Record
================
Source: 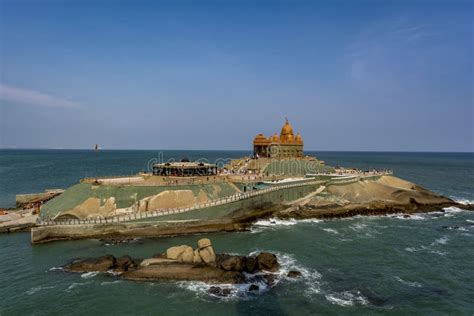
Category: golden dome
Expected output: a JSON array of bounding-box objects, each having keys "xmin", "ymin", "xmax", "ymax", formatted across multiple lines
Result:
[
  {"xmin": 271, "ymin": 133, "xmax": 279, "ymax": 143},
  {"xmin": 280, "ymin": 119, "xmax": 295, "ymax": 143},
  {"xmin": 280, "ymin": 118, "xmax": 294, "ymax": 137},
  {"xmin": 295, "ymin": 133, "xmax": 303, "ymax": 144},
  {"xmin": 253, "ymin": 133, "xmax": 270, "ymax": 145}
]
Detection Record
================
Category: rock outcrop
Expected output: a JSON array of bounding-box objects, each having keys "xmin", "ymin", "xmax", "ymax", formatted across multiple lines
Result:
[
  {"xmin": 277, "ymin": 175, "xmax": 469, "ymax": 220},
  {"xmin": 166, "ymin": 245, "xmax": 194, "ymax": 263},
  {"xmin": 66, "ymin": 255, "xmax": 117, "ymax": 272},
  {"xmin": 287, "ymin": 270, "xmax": 302, "ymax": 278},
  {"xmin": 61, "ymin": 239, "xmax": 281, "ymax": 287},
  {"xmin": 163, "ymin": 239, "xmax": 216, "ymax": 265},
  {"xmin": 256, "ymin": 252, "xmax": 279, "ymax": 272}
]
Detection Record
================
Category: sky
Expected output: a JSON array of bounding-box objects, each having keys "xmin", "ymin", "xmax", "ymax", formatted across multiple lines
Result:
[{"xmin": 0, "ymin": 0, "xmax": 472, "ymax": 151}]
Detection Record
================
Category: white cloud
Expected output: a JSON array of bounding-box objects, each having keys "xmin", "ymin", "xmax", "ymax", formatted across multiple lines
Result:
[{"xmin": 0, "ymin": 84, "xmax": 80, "ymax": 108}]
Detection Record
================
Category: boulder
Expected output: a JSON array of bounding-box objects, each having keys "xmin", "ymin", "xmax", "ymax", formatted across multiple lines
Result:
[
  {"xmin": 248, "ymin": 284, "xmax": 259, "ymax": 292},
  {"xmin": 166, "ymin": 245, "xmax": 192, "ymax": 260},
  {"xmin": 116, "ymin": 255, "xmax": 134, "ymax": 271},
  {"xmin": 263, "ymin": 273, "xmax": 278, "ymax": 286},
  {"xmin": 198, "ymin": 246, "xmax": 216, "ymax": 265},
  {"xmin": 257, "ymin": 252, "xmax": 279, "ymax": 272},
  {"xmin": 208, "ymin": 286, "xmax": 232, "ymax": 297},
  {"xmin": 180, "ymin": 247, "xmax": 194, "ymax": 263},
  {"xmin": 219, "ymin": 255, "xmax": 246, "ymax": 272},
  {"xmin": 66, "ymin": 255, "xmax": 116, "ymax": 272},
  {"xmin": 192, "ymin": 249, "xmax": 202, "ymax": 263},
  {"xmin": 198, "ymin": 238, "xmax": 212, "ymax": 249},
  {"xmin": 245, "ymin": 256, "xmax": 258, "ymax": 273},
  {"xmin": 287, "ymin": 270, "xmax": 302, "ymax": 278}
]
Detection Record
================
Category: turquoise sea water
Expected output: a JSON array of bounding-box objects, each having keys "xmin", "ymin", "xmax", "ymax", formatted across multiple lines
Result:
[{"xmin": 0, "ymin": 150, "xmax": 473, "ymax": 315}]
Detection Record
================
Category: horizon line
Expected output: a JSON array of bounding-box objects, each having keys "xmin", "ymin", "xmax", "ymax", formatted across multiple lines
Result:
[{"xmin": 0, "ymin": 147, "xmax": 473, "ymax": 154}]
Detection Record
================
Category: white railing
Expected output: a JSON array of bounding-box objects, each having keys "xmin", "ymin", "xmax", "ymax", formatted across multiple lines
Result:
[
  {"xmin": 37, "ymin": 171, "xmax": 392, "ymax": 227},
  {"xmin": 37, "ymin": 179, "xmax": 324, "ymax": 227}
]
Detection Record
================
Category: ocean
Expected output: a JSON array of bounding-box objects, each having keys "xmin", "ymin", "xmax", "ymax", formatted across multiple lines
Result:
[{"xmin": 0, "ymin": 150, "xmax": 473, "ymax": 315}]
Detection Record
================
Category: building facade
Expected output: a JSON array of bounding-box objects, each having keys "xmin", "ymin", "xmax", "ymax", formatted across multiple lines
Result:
[
  {"xmin": 152, "ymin": 161, "xmax": 218, "ymax": 176},
  {"xmin": 253, "ymin": 119, "xmax": 304, "ymax": 159}
]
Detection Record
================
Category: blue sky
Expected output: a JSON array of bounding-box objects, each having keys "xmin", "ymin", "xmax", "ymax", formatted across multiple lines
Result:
[{"xmin": 0, "ymin": 0, "xmax": 472, "ymax": 151}]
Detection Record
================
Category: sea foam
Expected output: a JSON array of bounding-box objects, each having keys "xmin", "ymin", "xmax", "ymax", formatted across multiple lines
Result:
[
  {"xmin": 26, "ymin": 285, "xmax": 56, "ymax": 295},
  {"xmin": 177, "ymin": 251, "xmax": 322, "ymax": 301},
  {"xmin": 321, "ymin": 228, "xmax": 339, "ymax": 234},
  {"xmin": 325, "ymin": 291, "xmax": 369, "ymax": 307},
  {"xmin": 81, "ymin": 271, "xmax": 100, "ymax": 279},
  {"xmin": 251, "ymin": 217, "xmax": 322, "ymax": 233},
  {"xmin": 395, "ymin": 276, "xmax": 422, "ymax": 288},
  {"xmin": 452, "ymin": 198, "xmax": 474, "ymax": 205}
]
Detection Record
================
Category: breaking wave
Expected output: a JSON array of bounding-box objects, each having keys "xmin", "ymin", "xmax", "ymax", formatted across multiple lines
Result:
[
  {"xmin": 431, "ymin": 236, "xmax": 449, "ymax": 246},
  {"xmin": 451, "ymin": 197, "xmax": 473, "ymax": 205},
  {"xmin": 254, "ymin": 218, "xmax": 298, "ymax": 227},
  {"xmin": 81, "ymin": 271, "xmax": 100, "ymax": 279},
  {"xmin": 177, "ymin": 251, "xmax": 322, "ymax": 301},
  {"xmin": 251, "ymin": 217, "xmax": 323, "ymax": 233},
  {"xmin": 48, "ymin": 266, "xmax": 64, "ymax": 272},
  {"xmin": 325, "ymin": 291, "xmax": 369, "ymax": 306},
  {"xmin": 395, "ymin": 276, "xmax": 422, "ymax": 288},
  {"xmin": 26, "ymin": 285, "xmax": 56, "ymax": 295},
  {"xmin": 389, "ymin": 214, "xmax": 426, "ymax": 220},
  {"xmin": 66, "ymin": 281, "xmax": 91, "ymax": 292},
  {"xmin": 442, "ymin": 206, "xmax": 464, "ymax": 217},
  {"xmin": 321, "ymin": 228, "xmax": 339, "ymax": 234},
  {"xmin": 405, "ymin": 236, "xmax": 449, "ymax": 255}
]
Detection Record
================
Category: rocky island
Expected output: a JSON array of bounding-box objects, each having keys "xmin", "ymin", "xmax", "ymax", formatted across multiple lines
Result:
[
  {"xmin": 61, "ymin": 238, "xmax": 290, "ymax": 295},
  {"xmin": 0, "ymin": 120, "xmax": 469, "ymax": 243}
]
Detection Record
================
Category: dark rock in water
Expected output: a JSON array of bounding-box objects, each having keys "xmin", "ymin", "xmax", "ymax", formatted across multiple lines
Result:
[
  {"xmin": 248, "ymin": 284, "xmax": 259, "ymax": 292},
  {"xmin": 152, "ymin": 253, "xmax": 166, "ymax": 259},
  {"xmin": 403, "ymin": 214, "xmax": 411, "ymax": 218},
  {"xmin": 219, "ymin": 255, "xmax": 246, "ymax": 272},
  {"xmin": 287, "ymin": 270, "xmax": 302, "ymax": 278},
  {"xmin": 208, "ymin": 286, "xmax": 232, "ymax": 297},
  {"xmin": 245, "ymin": 256, "xmax": 258, "ymax": 273},
  {"xmin": 116, "ymin": 255, "xmax": 134, "ymax": 272},
  {"xmin": 61, "ymin": 242, "xmax": 282, "ymax": 288},
  {"xmin": 66, "ymin": 255, "xmax": 116, "ymax": 272},
  {"xmin": 263, "ymin": 274, "xmax": 278, "ymax": 286},
  {"xmin": 257, "ymin": 252, "xmax": 279, "ymax": 272}
]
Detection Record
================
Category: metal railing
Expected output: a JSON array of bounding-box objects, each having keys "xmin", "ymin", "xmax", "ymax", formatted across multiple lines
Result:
[
  {"xmin": 37, "ymin": 171, "xmax": 392, "ymax": 227},
  {"xmin": 37, "ymin": 180, "xmax": 322, "ymax": 226}
]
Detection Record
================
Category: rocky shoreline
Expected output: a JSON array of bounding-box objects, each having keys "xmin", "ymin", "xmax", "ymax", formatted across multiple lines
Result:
[
  {"xmin": 30, "ymin": 198, "xmax": 472, "ymax": 244},
  {"xmin": 5, "ymin": 175, "xmax": 472, "ymax": 243},
  {"xmin": 61, "ymin": 239, "xmax": 296, "ymax": 295}
]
